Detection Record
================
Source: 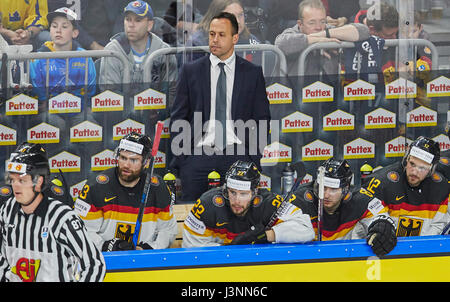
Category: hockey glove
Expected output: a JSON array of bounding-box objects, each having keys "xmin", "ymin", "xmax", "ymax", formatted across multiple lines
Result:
[
  {"xmin": 230, "ymin": 223, "xmax": 268, "ymax": 245},
  {"xmin": 102, "ymin": 238, "xmax": 135, "ymax": 252},
  {"xmin": 367, "ymin": 216, "xmax": 397, "ymax": 257}
]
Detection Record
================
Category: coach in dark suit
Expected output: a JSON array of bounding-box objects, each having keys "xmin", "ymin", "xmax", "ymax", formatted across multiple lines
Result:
[{"xmin": 169, "ymin": 12, "xmax": 271, "ymax": 202}]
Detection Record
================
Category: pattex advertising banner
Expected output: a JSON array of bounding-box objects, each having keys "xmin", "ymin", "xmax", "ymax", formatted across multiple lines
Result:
[{"xmin": 0, "ymin": 71, "xmax": 449, "ymax": 197}]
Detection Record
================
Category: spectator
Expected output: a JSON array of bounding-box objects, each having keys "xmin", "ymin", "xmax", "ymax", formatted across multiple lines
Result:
[
  {"xmin": 186, "ymin": 0, "xmax": 262, "ymax": 64},
  {"xmin": 362, "ymin": 136, "xmax": 450, "ymax": 237},
  {"xmin": 0, "ymin": 0, "xmax": 49, "ymax": 51},
  {"xmin": 292, "ymin": 158, "xmax": 397, "ymax": 257},
  {"xmin": 98, "ymin": 0, "xmax": 177, "ymax": 97},
  {"xmin": 163, "ymin": 1, "xmax": 203, "ymax": 46},
  {"xmin": 80, "ymin": 0, "xmax": 129, "ymax": 48},
  {"xmin": 0, "ymin": 13, "xmax": 9, "ymax": 73},
  {"xmin": 353, "ymin": 1, "xmax": 401, "ymax": 84},
  {"xmin": 47, "ymin": 0, "xmax": 105, "ymax": 50},
  {"xmin": 182, "ymin": 160, "xmax": 315, "ymax": 247},
  {"xmin": 0, "ymin": 12, "xmax": 8, "ymax": 47},
  {"xmin": 354, "ymin": 1, "xmax": 398, "ymax": 40},
  {"xmin": 255, "ymin": 0, "xmax": 301, "ymax": 44},
  {"xmin": 274, "ymin": 0, "xmax": 369, "ymax": 76},
  {"xmin": 29, "ymin": 7, "xmax": 96, "ymax": 103},
  {"xmin": 0, "ymin": 142, "xmax": 105, "ymax": 282},
  {"xmin": 169, "ymin": 12, "xmax": 271, "ymax": 202},
  {"xmin": 74, "ymin": 132, "xmax": 178, "ymax": 251}
]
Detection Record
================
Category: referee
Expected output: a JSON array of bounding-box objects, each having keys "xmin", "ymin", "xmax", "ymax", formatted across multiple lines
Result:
[{"xmin": 0, "ymin": 143, "xmax": 105, "ymax": 282}]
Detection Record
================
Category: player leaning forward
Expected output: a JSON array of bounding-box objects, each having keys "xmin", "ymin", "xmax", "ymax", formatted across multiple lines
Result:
[
  {"xmin": 0, "ymin": 143, "xmax": 105, "ymax": 282},
  {"xmin": 182, "ymin": 160, "xmax": 315, "ymax": 247},
  {"xmin": 292, "ymin": 158, "xmax": 397, "ymax": 257},
  {"xmin": 362, "ymin": 136, "xmax": 450, "ymax": 237},
  {"xmin": 75, "ymin": 132, "xmax": 177, "ymax": 251}
]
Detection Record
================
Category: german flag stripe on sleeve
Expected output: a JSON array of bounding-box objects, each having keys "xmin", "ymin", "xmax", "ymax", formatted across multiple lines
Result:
[{"xmin": 84, "ymin": 204, "xmax": 173, "ymax": 222}]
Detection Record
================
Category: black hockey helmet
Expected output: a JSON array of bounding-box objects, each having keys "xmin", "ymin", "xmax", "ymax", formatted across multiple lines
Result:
[
  {"xmin": 314, "ymin": 158, "xmax": 353, "ymax": 196},
  {"xmin": 224, "ymin": 160, "xmax": 260, "ymax": 194},
  {"xmin": 403, "ymin": 136, "xmax": 440, "ymax": 165},
  {"xmin": 115, "ymin": 132, "xmax": 152, "ymax": 161},
  {"xmin": 402, "ymin": 136, "xmax": 440, "ymax": 174},
  {"xmin": 6, "ymin": 142, "xmax": 50, "ymax": 188}
]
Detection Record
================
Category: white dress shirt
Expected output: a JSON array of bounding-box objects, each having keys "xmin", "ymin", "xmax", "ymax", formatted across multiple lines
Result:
[{"xmin": 196, "ymin": 52, "xmax": 242, "ymax": 148}]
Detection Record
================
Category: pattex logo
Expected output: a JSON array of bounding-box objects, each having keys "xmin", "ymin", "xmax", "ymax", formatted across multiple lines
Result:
[
  {"xmin": 0, "ymin": 124, "xmax": 16, "ymax": 145},
  {"xmin": 302, "ymin": 81, "xmax": 333, "ymax": 103},
  {"xmin": 49, "ymin": 151, "xmax": 81, "ymax": 173},
  {"xmin": 91, "ymin": 149, "xmax": 117, "ymax": 171},
  {"xmin": 266, "ymin": 83, "xmax": 292, "ymax": 104},
  {"xmin": 134, "ymin": 88, "xmax": 166, "ymax": 110},
  {"xmin": 92, "ymin": 90, "xmax": 124, "ymax": 112},
  {"xmin": 48, "ymin": 92, "xmax": 81, "ymax": 114},
  {"xmin": 386, "ymin": 78, "xmax": 416, "ymax": 99},
  {"xmin": 365, "ymin": 108, "xmax": 396, "ymax": 129},
  {"xmin": 27, "ymin": 122, "xmax": 59, "ymax": 144},
  {"xmin": 113, "ymin": 119, "xmax": 145, "ymax": 140},
  {"xmin": 70, "ymin": 120, "xmax": 102, "ymax": 142},
  {"xmin": 6, "ymin": 94, "xmax": 38, "ymax": 115},
  {"xmin": 302, "ymin": 139, "xmax": 333, "ymax": 161},
  {"xmin": 261, "ymin": 141, "xmax": 291, "ymax": 165}
]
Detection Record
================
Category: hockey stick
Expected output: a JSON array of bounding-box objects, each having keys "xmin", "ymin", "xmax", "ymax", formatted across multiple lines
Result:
[
  {"xmin": 132, "ymin": 121, "xmax": 164, "ymax": 248},
  {"xmin": 266, "ymin": 161, "xmax": 306, "ymax": 229},
  {"xmin": 317, "ymin": 166, "xmax": 325, "ymax": 241},
  {"xmin": 441, "ymin": 222, "xmax": 450, "ymax": 235}
]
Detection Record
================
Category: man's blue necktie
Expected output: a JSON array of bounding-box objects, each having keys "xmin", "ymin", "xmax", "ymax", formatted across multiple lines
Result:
[{"xmin": 215, "ymin": 62, "xmax": 227, "ymax": 149}]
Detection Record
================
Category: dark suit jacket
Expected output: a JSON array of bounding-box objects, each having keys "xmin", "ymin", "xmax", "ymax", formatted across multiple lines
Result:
[{"xmin": 169, "ymin": 54, "xmax": 271, "ymax": 171}]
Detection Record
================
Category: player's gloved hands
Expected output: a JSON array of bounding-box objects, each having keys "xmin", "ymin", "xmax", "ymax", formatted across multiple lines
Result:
[
  {"xmin": 102, "ymin": 238, "xmax": 135, "ymax": 252},
  {"xmin": 137, "ymin": 242, "xmax": 153, "ymax": 250},
  {"xmin": 366, "ymin": 216, "xmax": 397, "ymax": 257},
  {"xmin": 230, "ymin": 223, "xmax": 268, "ymax": 245}
]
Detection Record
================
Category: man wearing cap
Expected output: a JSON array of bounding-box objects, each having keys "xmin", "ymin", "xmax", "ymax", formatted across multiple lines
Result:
[
  {"xmin": 74, "ymin": 132, "xmax": 178, "ymax": 252},
  {"xmin": 29, "ymin": 7, "xmax": 96, "ymax": 103},
  {"xmin": 99, "ymin": 0, "xmax": 177, "ymax": 97},
  {"xmin": 182, "ymin": 160, "xmax": 314, "ymax": 248},
  {"xmin": 362, "ymin": 136, "xmax": 450, "ymax": 237}
]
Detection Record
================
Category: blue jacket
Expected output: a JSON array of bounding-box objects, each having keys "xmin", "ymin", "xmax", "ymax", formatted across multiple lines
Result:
[{"xmin": 30, "ymin": 41, "xmax": 96, "ymax": 102}]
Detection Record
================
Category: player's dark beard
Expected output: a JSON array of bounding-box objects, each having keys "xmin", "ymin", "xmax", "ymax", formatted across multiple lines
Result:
[{"xmin": 118, "ymin": 166, "xmax": 142, "ymax": 184}]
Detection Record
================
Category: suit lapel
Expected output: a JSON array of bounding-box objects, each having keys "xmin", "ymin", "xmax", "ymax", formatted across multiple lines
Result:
[
  {"xmin": 231, "ymin": 56, "xmax": 243, "ymax": 119},
  {"xmin": 201, "ymin": 56, "xmax": 212, "ymax": 120}
]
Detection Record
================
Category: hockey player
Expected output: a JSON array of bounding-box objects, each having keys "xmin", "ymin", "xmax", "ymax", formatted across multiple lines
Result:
[
  {"xmin": 292, "ymin": 158, "xmax": 397, "ymax": 257},
  {"xmin": 0, "ymin": 173, "xmax": 73, "ymax": 208},
  {"xmin": 363, "ymin": 136, "xmax": 450, "ymax": 237},
  {"xmin": 74, "ymin": 132, "xmax": 178, "ymax": 251},
  {"xmin": 182, "ymin": 160, "xmax": 315, "ymax": 248},
  {"xmin": 0, "ymin": 143, "xmax": 105, "ymax": 282}
]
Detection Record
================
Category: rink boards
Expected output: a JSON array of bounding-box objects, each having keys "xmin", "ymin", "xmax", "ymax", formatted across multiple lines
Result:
[{"xmin": 102, "ymin": 235, "xmax": 450, "ymax": 282}]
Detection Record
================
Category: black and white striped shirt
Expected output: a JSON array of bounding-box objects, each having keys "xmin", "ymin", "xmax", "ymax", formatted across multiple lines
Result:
[{"xmin": 0, "ymin": 195, "xmax": 106, "ymax": 282}]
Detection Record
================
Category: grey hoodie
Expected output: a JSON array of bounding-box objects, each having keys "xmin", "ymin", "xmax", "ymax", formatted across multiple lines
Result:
[{"xmin": 99, "ymin": 31, "xmax": 177, "ymax": 99}]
